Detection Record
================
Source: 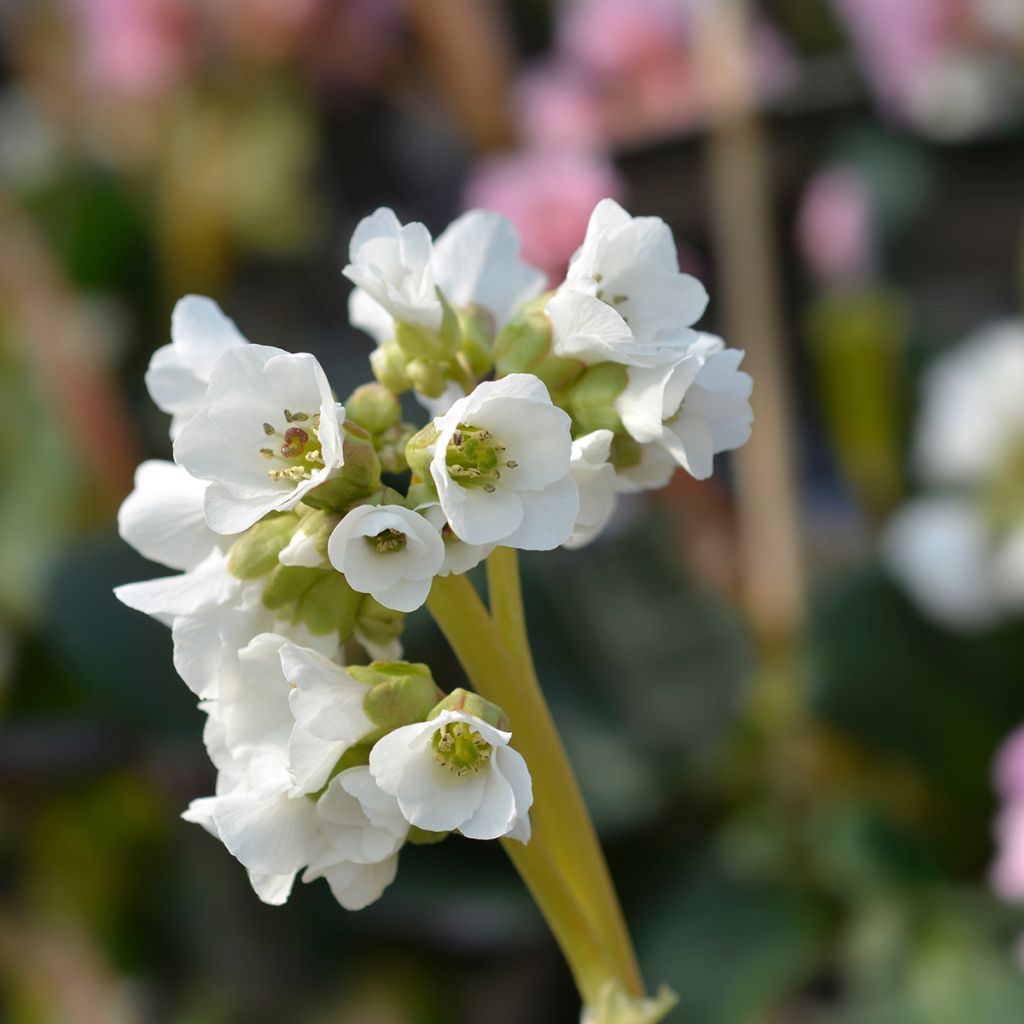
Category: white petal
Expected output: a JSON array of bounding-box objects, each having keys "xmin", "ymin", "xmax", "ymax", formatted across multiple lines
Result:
[
  {"xmin": 282, "ymin": 643, "xmax": 374, "ymax": 745},
  {"xmin": 304, "ymin": 853, "xmax": 399, "ymax": 911},
  {"xmin": 503, "ymin": 476, "xmax": 580, "ymax": 551},
  {"xmin": 457, "ymin": 758, "xmax": 517, "ymax": 840},
  {"xmin": 213, "ymin": 788, "xmax": 321, "ymax": 876},
  {"xmin": 248, "ymin": 871, "xmax": 296, "ymax": 906}
]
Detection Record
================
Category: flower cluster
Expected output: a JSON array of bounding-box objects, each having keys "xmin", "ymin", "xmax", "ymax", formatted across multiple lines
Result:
[
  {"xmin": 117, "ymin": 199, "xmax": 752, "ymax": 913},
  {"xmin": 883, "ymin": 320, "xmax": 1024, "ymax": 629}
]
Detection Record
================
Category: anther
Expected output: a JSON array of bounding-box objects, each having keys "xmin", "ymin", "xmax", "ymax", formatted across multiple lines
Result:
[
  {"xmin": 259, "ymin": 448, "xmax": 274, "ymax": 459},
  {"xmin": 506, "ymin": 460, "xmax": 518, "ymax": 468},
  {"xmin": 262, "ymin": 423, "xmax": 275, "ymax": 436}
]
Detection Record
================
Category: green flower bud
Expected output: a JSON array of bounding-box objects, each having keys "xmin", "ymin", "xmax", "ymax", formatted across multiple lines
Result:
[
  {"xmin": 376, "ymin": 421, "xmax": 417, "ymax": 475},
  {"xmin": 395, "ymin": 313, "xmax": 454, "ymax": 362},
  {"xmin": 228, "ymin": 512, "xmax": 300, "ymax": 579},
  {"xmin": 355, "ymin": 595, "xmax": 405, "ymax": 647},
  {"xmin": 567, "ymin": 362, "xmax": 628, "ymax": 434},
  {"xmin": 293, "ymin": 508, "xmax": 341, "ymax": 560},
  {"xmin": 261, "ymin": 565, "xmax": 323, "ymax": 611},
  {"xmin": 370, "ymin": 340, "xmax": 411, "ymax": 393},
  {"xmin": 458, "ymin": 304, "xmax": 497, "ymax": 377},
  {"xmin": 405, "ymin": 357, "xmax": 447, "ymax": 398},
  {"xmin": 429, "ymin": 687, "xmax": 509, "ymax": 729},
  {"xmin": 298, "ymin": 570, "xmax": 363, "ymax": 637},
  {"xmin": 303, "ymin": 421, "xmax": 381, "ymax": 511},
  {"xmin": 494, "ymin": 296, "xmax": 552, "ymax": 375},
  {"xmin": 405, "ymin": 423, "xmax": 439, "ymax": 481},
  {"xmin": 349, "ymin": 661, "xmax": 443, "ymax": 734},
  {"xmin": 345, "ymin": 382, "xmax": 401, "ymax": 435},
  {"xmin": 406, "ymin": 478, "xmax": 439, "ymax": 509}
]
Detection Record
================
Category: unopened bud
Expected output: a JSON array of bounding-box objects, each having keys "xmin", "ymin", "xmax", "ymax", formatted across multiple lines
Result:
[
  {"xmin": 370, "ymin": 340, "xmax": 412, "ymax": 393},
  {"xmin": 429, "ymin": 688, "xmax": 509, "ymax": 730},
  {"xmin": 376, "ymin": 421, "xmax": 417, "ymax": 475},
  {"xmin": 345, "ymin": 383, "xmax": 401, "ymax": 435},
  {"xmin": 228, "ymin": 512, "xmax": 300, "ymax": 579},
  {"xmin": 458, "ymin": 304, "xmax": 497, "ymax": 377},
  {"xmin": 405, "ymin": 357, "xmax": 447, "ymax": 398},
  {"xmin": 567, "ymin": 362, "xmax": 628, "ymax": 434},
  {"xmin": 350, "ymin": 661, "xmax": 443, "ymax": 733},
  {"xmin": 405, "ymin": 423, "xmax": 439, "ymax": 481},
  {"xmin": 354, "ymin": 595, "xmax": 405, "ymax": 647},
  {"xmin": 494, "ymin": 297, "xmax": 552, "ymax": 375},
  {"xmin": 261, "ymin": 565, "xmax": 363, "ymax": 640},
  {"xmin": 395, "ymin": 319, "xmax": 450, "ymax": 362}
]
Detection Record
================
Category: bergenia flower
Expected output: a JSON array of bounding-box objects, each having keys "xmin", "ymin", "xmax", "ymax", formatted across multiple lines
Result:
[
  {"xmin": 174, "ymin": 344, "xmax": 345, "ymax": 534},
  {"xmin": 327, "ymin": 504, "xmax": 445, "ymax": 613},
  {"xmin": 346, "ymin": 207, "xmax": 545, "ymax": 341},
  {"xmin": 547, "ymin": 198, "xmax": 708, "ymax": 368},
  {"xmin": 117, "ymin": 459, "xmax": 228, "ymax": 571},
  {"xmin": 565, "ymin": 430, "xmax": 618, "ymax": 550},
  {"xmin": 617, "ymin": 334, "xmax": 753, "ymax": 480},
  {"xmin": 146, "ymin": 295, "xmax": 249, "ymax": 439},
  {"xmin": 369, "ymin": 709, "xmax": 533, "ymax": 841},
  {"xmin": 429, "ymin": 374, "xmax": 579, "ymax": 549}
]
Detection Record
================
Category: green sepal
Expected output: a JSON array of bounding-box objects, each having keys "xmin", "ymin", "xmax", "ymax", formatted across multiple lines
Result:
[
  {"xmin": 261, "ymin": 564, "xmax": 323, "ymax": 611},
  {"xmin": 405, "ymin": 357, "xmax": 446, "ymax": 397},
  {"xmin": 567, "ymin": 362, "xmax": 628, "ymax": 434},
  {"xmin": 405, "ymin": 423, "xmax": 439, "ymax": 481},
  {"xmin": 355, "ymin": 596, "xmax": 405, "ymax": 647},
  {"xmin": 302, "ymin": 421, "xmax": 381, "ymax": 511},
  {"xmin": 227, "ymin": 512, "xmax": 300, "ymax": 580},
  {"xmin": 299, "ymin": 571, "xmax": 363, "ymax": 637},
  {"xmin": 406, "ymin": 478, "xmax": 439, "ymax": 509},
  {"xmin": 429, "ymin": 687, "xmax": 509, "ymax": 729},
  {"xmin": 376, "ymin": 421, "xmax": 417, "ymax": 475},
  {"xmin": 349, "ymin": 661, "xmax": 443, "ymax": 734},
  {"xmin": 370, "ymin": 341, "xmax": 411, "ymax": 393},
  {"xmin": 609, "ymin": 433, "xmax": 642, "ymax": 471},
  {"xmin": 458, "ymin": 304, "xmax": 497, "ymax": 377},
  {"xmin": 406, "ymin": 826, "xmax": 449, "ymax": 846},
  {"xmin": 493, "ymin": 295, "xmax": 553, "ymax": 375}
]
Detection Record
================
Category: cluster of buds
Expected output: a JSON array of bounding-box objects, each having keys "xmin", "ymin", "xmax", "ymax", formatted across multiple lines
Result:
[{"xmin": 116, "ymin": 199, "xmax": 753, "ymax": 1015}]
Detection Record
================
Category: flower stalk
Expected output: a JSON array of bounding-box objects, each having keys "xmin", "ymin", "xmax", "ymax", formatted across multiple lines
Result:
[{"xmin": 426, "ymin": 552, "xmax": 645, "ymax": 1003}]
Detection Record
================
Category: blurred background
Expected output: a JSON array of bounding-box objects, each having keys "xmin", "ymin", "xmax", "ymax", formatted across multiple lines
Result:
[{"xmin": 2, "ymin": 0, "xmax": 1024, "ymax": 1020}]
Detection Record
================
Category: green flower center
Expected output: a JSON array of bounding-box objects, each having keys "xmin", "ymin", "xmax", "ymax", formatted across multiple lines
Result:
[
  {"xmin": 445, "ymin": 424, "xmax": 516, "ymax": 493},
  {"xmin": 432, "ymin": 721, "xmax": 492, "ymax": 775},
  {"xmin": 367, "ymin": 528, "xmax": 407, "ymax": 554},
  {"xmin": 259, "ymin": 409, "xmax": 325, "ymax": 482}
]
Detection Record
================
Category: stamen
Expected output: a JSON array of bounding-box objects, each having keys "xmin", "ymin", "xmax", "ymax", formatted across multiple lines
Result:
[
  {"xmin": 259, "ymin": 448, "xmax": 274, "ymax": 459},
  {"xmin": 262, "ymin": 423, "xmax": 276, "ymax": 436}
]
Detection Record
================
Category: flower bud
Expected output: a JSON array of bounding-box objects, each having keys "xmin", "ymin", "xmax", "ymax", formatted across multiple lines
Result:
[
  {"xmin": 494, "ymin": 298, "xmax": 583, "ymax": 392},
  {"xmin": 394, "ymin": 319, "xmax": 451, "ymax": 362},
  {"xmin": 303, "ymin": 421, "xmax": 382, "ymax": 511},
  {"xmin": 405, "ymin": 423, "xmax": 439, "ymax": 481},
  {"xmin": 567, "ymin": 362, "xmax": 628, "ymax": 434},
  {"xmin": 376, "ymin": 421, "xmax": 417, "ymax": 475},
  {"xmin": 405, "ymin": 357, "xmax": 447, "ymax": 398},
  {"xmin": 458, "ymin": 304, "xmax": 497, "ymax": 377},
  {"xmin": 354, "ymin": 595, "xmax": 405, "ymax": 648},
  {"xmin": 345, "ymin": 382, "xmax": 401, "ymax": 435},
  {"xmin": 260, "ymin": 565, "xmax": 363, "ymax": 639},
  {"xmin": 227, "ymin": 512, "xmax": 301, "ymax": 579},
  {"xmin": 429, "ymin": 688, "xmax": 509, "ymax": 730},
  {"xmin": 370, "ymin": 341, "xmax": 411, "ymax": 393},
  {"xmin": 349, "ymin": 661, "xmax": 443, "ymax": 734}
]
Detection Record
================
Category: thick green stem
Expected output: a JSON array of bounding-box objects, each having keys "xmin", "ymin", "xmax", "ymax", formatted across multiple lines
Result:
[
  {"xmin": 426, "ymin": 567, "xmax": 644, "ymax": 999},
  {"xmin": 485, "ymin": 547, "xmax": 644, "ymax": 996}
]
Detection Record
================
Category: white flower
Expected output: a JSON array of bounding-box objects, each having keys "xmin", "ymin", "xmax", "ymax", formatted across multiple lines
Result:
[
  {"xmin": 915, "ymin": 320, "xmax": 1024, "ymax": 487},
  {"xmin": 114, "ymin": 552, "xmax": 338, "ymax": 699},
  {"xmin": 547, "ymin": 198, "xmax": 708, "ymax": 368},
  {"xmin": 882, "ymin": 498, "xmax": 999, "ymax": 630},
  {"xmin": 429, "ymin": 374, "xmax": 579, "ymax": 549},
  {"xmin": 613, "ymin": 443, "xmax": 677, "ymax": 495},
  {"xmin": 327, "ymin": 504, "xmax": 445, "ymax": 613},
  {"xmin": 174, "ymin": 344, "xmax": 346, "ymax": 535},
  {"xmin": 146, "ymin": 295, "xmax": 249, "ymax": 438},
  {"xmin": 277, "ymin": 523, "xmax": 326, "ymax": 568},
  {"xmin": 419, "ymin": 503, "xmax": 495, "ymax": 576},
  {"xmin": 117, "ymin": 460, "xmax": 228, "ymax": 571},
  {"xmin": 617, "ymin": 334, "xmax": 753, "ymax": 480},
  {"xmin": 565, "ymin": 430, "xmax": 617, "ymax": 550},
  {"xmin": 344, "ymin": 208, "xmax": 440, "ymax": 331},
  {"xmin": 346, "ymin": 207, "xmax": 545, "ymax": 339},
  {"xmin": 369, "ymin": 709, "xmax": 533, "ymax": 841}
]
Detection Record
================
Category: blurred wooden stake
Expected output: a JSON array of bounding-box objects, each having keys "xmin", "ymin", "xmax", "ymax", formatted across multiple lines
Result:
[
  {"xmin": 408, "ymin": 0, "xmax": 515, "ymax": 152},
  {"xmin": 698, "ymin": 2, "xmax": 805, "ymax": 642}
]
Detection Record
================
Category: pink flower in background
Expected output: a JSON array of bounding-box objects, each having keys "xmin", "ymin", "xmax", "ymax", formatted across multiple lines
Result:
[
  {"xmin": 515, "ymin": 65, "xmax": 605, "ymax": 152},
  {"xmin": 796, "ymin": 166, "xmax": 877, "ymax": 286},
  {"xmin": 67, "ymin": 0, "xmax": 196, "ymax": 98},
  {"xmin": 462, "ymin": 151, "xmax": 626, "ymax": 284},
  {"xmin": 991, "ymin": 726, "xmax": 1024, "ymax": 901},
  {"xmin": 559, "ymin": 0, "xmax": 687, "ymax": 80}
]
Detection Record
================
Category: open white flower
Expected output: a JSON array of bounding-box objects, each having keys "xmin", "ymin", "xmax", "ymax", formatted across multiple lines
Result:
[
  {"xmin": 565, "ymin": 430, "xmax": 618, "ymax": 550},
  {"xmin": 327, "ymin": 504, "xmax": 444, "ymax": 613},
  {"xmin": 174, "ymin": 344, "xmax": 345, "ymax": 535},
  {"xmin": 429, "ymin": 374, "xmax": 579, "ymax": 549},
  {"xmin": 548, "ymin": 198, "xmax": 708, "ymax": 368},
  {"xmin": 914, "ymin": 319, "xmax": 1024, "ymax": 487},
  {"xmin": 346, "ymin": 207, "xmax": 545, "ymax": 341},
  {"xmin": 617, "ymin": 334, "xmax": 753, "ymax": 480},
  {"xmin": 146, "ymin": 295, "xmax": 249, "ymax": 438},
  {"xmin": 117, "ymin": 460, "xmax": 229, "ymax": 571},
  {"xmin": 369, "ymin": 709, "xmax": 533, "ymax": 841},
  {"xmin": 419, "ymin": 503, "xmax": 495, "ymax": 575}
]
